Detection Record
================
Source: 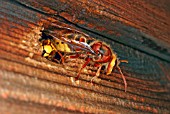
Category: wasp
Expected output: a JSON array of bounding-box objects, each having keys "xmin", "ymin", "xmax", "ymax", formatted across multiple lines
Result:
[
  {"xmin": 39, "ymin": 23, "xmax": 128, "ymax": 92},
  {"xmin": 76, "ymin": 41, "xmax": 128, "ymax": 92},
  {"xmin": 39, "ymin": 23, "xmax": 97, "ymax": 63}
]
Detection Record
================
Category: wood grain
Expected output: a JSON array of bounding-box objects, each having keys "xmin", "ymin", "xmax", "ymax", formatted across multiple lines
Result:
[{"xmin": 0, "ymin": 0, "xmax": 170, "ymax": 113}]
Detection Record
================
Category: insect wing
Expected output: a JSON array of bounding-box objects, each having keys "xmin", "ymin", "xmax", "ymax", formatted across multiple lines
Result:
[{"xmin": 43, "ymin": 29, "xmax": 96, "ymax": 55}]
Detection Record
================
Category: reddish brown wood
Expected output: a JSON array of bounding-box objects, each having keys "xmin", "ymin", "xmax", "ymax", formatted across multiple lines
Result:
[{"xmin": 0, "ymin": 0, "xmax": 170, "ymax": 113}]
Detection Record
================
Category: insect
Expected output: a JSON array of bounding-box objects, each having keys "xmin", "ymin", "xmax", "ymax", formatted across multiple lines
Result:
[
  {"xmin": 43, "ymin": 23, "xmax": 95, "ymax": 53},
  {"xmin": 39, "ymin": 23, "xmax": 128, "ymax": 91},
  {"xmin": 39, "ymin": 32, "xmax": 66, "ymax": 63},
  {"xmin": 76, "ymin": 41, "xmax": 128, "ymax": 92},
  {"xmin": 39, "ymin": 23, "xmax": 97, "ymax": 63}
]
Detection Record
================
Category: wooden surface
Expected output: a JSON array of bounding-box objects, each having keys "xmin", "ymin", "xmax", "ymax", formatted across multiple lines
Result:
[{"xmin": 0, "ymin": 0, "xmax": 170, "ymax": 113}]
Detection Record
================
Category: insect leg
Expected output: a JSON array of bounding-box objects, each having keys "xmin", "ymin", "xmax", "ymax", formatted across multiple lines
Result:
[
  {"xmin": 69, "ymin": 53, "xmax": 80, "ymax": 59},
  {"xmin": 75, "ymin": 57, "xmax": 91, "ymax": 80},
  {"xmin": 120, "ymin": 60, "xmax": 128, "ymax": 63},
  {"xmin": 116, "ymin": 66, "xmax": 127, "ymax": 92},
  {"xmin": 90, "ymin": 64, "xmax": 102, "ymax": 83},
  {"xmin": 57, "ymin": 51, "xmax": 65, "ymax": 64},
  {"xmin": 48, "ymin": 51, "xmax": 59, "ymax": 62}
]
